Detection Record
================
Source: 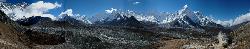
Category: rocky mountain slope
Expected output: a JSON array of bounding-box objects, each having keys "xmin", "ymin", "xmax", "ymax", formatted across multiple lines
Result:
[
  {"xmin": 0, "ymin": 10, "xmax": 67, "ymax": 49},
  {"xmin": 230, "ymin": 22, "xmax": 250, "ymax": 49}
]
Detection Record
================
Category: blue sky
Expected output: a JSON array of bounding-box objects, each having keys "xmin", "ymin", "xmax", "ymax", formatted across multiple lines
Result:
[{"xmin": 5, "ymin": 0, "xmax": 250, "ymax": 21}]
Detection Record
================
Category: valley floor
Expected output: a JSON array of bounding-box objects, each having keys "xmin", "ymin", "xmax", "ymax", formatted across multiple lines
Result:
[{"xmin": 0, "ymin": 24, "xmax": 241, "ymax": 49}]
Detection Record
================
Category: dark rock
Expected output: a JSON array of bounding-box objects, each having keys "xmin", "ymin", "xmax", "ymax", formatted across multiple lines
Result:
[
  {"xmin": 85, "ymin": 36, "xmax": 102, "ymax": 42},
  {"xmin": 24, "ymin": 29, "xmax": 66, "ymax": 45},
  {"xmin": 0, "ymin": 10, "xmax": 16, "ymax": 25},
  {"xmin": 16, "ymin": 16, "xmax": 52, "ymax": 26}
]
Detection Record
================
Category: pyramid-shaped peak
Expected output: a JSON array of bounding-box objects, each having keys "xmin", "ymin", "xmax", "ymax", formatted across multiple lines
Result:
[
  {"xmin": 181, "ymin": 5, "xmax": 190, "ymax": 11},
  {"xmin": 178, "ymin": 5, "xmax": 192, "ymax": 15},
  {"xmin": 183, "ymin": 5, "xmax": 189, "ymax": 9}
]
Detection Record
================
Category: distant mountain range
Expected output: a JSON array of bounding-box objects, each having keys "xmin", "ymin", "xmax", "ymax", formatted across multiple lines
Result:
[
  {"xmin": 94, "ymin": 13, "xmax": 144, "ymax": 28},
  {"xmin": 16, "ymin": 15, "xmax": 91, "ymax": 27},
  {"xmin": 14, "ymin": 5, "xmax": 248, "ymax": 30},
  {"xmin": 95, "ymin": 5, "xmax": 223, "ymax": 29},
  {"xmin": 160, "ymin": 5, "xmax": 223, "ymax": 28},
  {"xmin": 2, "ymin": 4, "xmax": 250, "ymax": 49}
]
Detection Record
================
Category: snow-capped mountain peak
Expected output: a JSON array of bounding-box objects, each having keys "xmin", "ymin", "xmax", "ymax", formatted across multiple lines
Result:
[
  {"xmin": 58, "ymin": 9, "xmax": 92, "ymax": 24},
  {"xmin": 100, "ymin": 9, "xmax": 158, "ymax": 23},
  {"xmin": 59, "ymin": 14, "xmax": 92, "ymax": 24},
  {"xmin": 177, "ymin": 5, "xmax": 200, "ymax": 23},
  {"xmin": 161, "ymin": 5, "xmax": 223, "ymax": 28},
  {"xmin": 178, "ymin": 5, "xmax": 189, "ymax": 14},
  {"xmin": 178, "ymin": 5, "xmax": 193, "ymax": 16},
  {"xmin": 97, "ymin": 5, "xmax": 223, "ymax": 28}
]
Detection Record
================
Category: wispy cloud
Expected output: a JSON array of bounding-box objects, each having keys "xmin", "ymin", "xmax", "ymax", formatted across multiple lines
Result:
[
  {"xmin": 215, "ymin": 19, "xmax": 233, "ymax": 27},
  {"xmin": 215, "ymin": 12, "xmax": 250, "ymax": 26},
  {"xmin": 26, "ymin": 1, "xmax": 61, "ymax": 19},
  {"xmin": 59, "ymin": 9, "xmax": 74, "ymax": 17},
  {"xmin": 1, "ymin": 1, "xmax": 61, "ymax": 20},
  {"xmin": 133, "ymin": 2, "xmax": 141, "ymax": 5},
  {"xmin": 105, "ymin": 8, "xmax": 117, "ymax": 14},
  {"xmin": 233, "ymin": 12, "xmax": 250, "ymax": 25}
]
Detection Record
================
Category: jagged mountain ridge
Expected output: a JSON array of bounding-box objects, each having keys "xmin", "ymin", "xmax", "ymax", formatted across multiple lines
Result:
[
  {"xmin": 0, "ymin": 2, "xmax": 234, "ymax": 29},
  {"xmin": 95, "ymin": 13, "xmax": 144, "ymax": 28},
  {"xmin": 161, "ymin": 5, "xmax": 223, "ymax": 28},
  {"xmin": 229, "ymin": 21, "xmax": 250, "ymax": 29},
  {"xmin": 96, "ymin": 5, "xmax": 223, "ymax": 29},
  {"xmin": 15, "ymin": 14, "xmax": 92, "ymax": 27}
]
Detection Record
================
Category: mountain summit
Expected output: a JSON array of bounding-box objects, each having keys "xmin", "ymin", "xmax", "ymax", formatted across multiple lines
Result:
[
  {"xmin": 162, "ymin": 5, "xmax": 223, "ymax": 28},
  {"xmin": 95, "ymin": 13, "xmax": 143, "ymax": 27},
  {"xmin": 95, "ymin": 5, "xmax": 223, "ymax": 29}
]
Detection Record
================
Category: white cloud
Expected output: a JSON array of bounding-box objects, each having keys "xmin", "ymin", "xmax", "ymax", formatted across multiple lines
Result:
[
  {"xmin": 215, "ymin": 12, "xmax": 250, "ymax": 26},
  {"xmin": 0, "ymin": 1, "xmax": 61, "ymax": 20},
  {"xmin": 28, "ymin": 1, "xmax": 61, "ymax": 11},
  {"xmin": 133, "ymin": 2, "xmax": 141, "ymax": 5},
  {"xmin": 25, "ymin": 1, "xmax": 61, "ymax": 20},
  {"xmin": 215, "ymin": 19, "xmax": 233, "ymax": 27},
  {"xmin": 59, "ymin": 9, "xmax": 74, "ymax": 17},
  {"xmin": 105, "ymin": 8, "xmax": 117, "ymax": 14},
  {"xmin": 233, "ymin": 12, "xmax": 250, "ymax": 25},
  {"xmin": 41, "ymin": 14, "xmax": 57, "ymax": 20}
]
